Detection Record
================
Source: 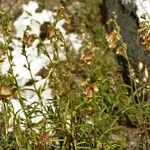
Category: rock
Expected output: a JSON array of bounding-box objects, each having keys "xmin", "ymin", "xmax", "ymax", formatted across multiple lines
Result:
[{"xmin": 100, "ymin": 0, "xmax": 150, "ymax": 100}]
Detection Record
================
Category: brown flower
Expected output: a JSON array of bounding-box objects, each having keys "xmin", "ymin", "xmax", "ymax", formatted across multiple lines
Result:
[
  {"xmin": 116, "ymin": 47, "xmax": 125, "ymax": 55},
  {"xmin": 39, "ymin": 132, "xmax": 49, "ymax": 144},
  {"xmin": 83, "ymin": 84, "xmax": 98, "ymax": 98},
  {"xmin": 23, "ymin": 34, "xmax": 35, "ymax": 47},
  {"xmin": 0, "ymin": 85, "xmax": 12, "ymax": 102},
  {"xmin": 80, "ymin": 51, "xmax": 93, "ymax": 64},
  {"xmin": 106, "ymin": 30, "xmax": 119, "ymax": 49},
  {"xmin": 47, "ymin": 26, "xmax": 56, "ymax": 39},
  {"xmin": 63, "ymin": 11, "xmax": 72, "ymax": 23}
]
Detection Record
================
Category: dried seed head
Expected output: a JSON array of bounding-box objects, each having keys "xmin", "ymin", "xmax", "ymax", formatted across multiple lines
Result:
[
  {"xmin": 143, "ymin": 77, "xmax": 147, "ymax": 82},
  {"xmin": 138, "ymin": 62, "xmax": 143, "ymax": 71},
  {"xmin": 144, "ymin": 67, "xmax": 149, "ymax": 79},
  {"xmin": 135, "ymin": 79, "xmax": 139, "ymax": 83},
  {"xmin": 130, "ymin": 68, "xmax": 135, "ymax": 78}
]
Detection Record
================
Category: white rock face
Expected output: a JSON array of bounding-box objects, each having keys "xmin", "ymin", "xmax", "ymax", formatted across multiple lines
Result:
[
  {"xmin": 136, "ymin": 0, "xmax": 150, "ymax": 22},
  {"xmin": 121, "ymin": 0, "xmax": 150, "ymax": 22}
]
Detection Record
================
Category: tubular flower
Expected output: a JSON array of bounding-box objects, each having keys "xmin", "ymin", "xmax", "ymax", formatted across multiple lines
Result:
[
  {"xmin": 80, "ymin": 51, "xmax": 93, "ymax": 64},
  {"xmin": 23, "ymin": 34, "xmax": 36, "ymax": 47},
  {"xmin": 0, "ymin": 85, "xmax": 12, "ymax": 102},
  {"xmin": 83, "ymin": 83, "xmax": 99, "ymax": 98}
]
